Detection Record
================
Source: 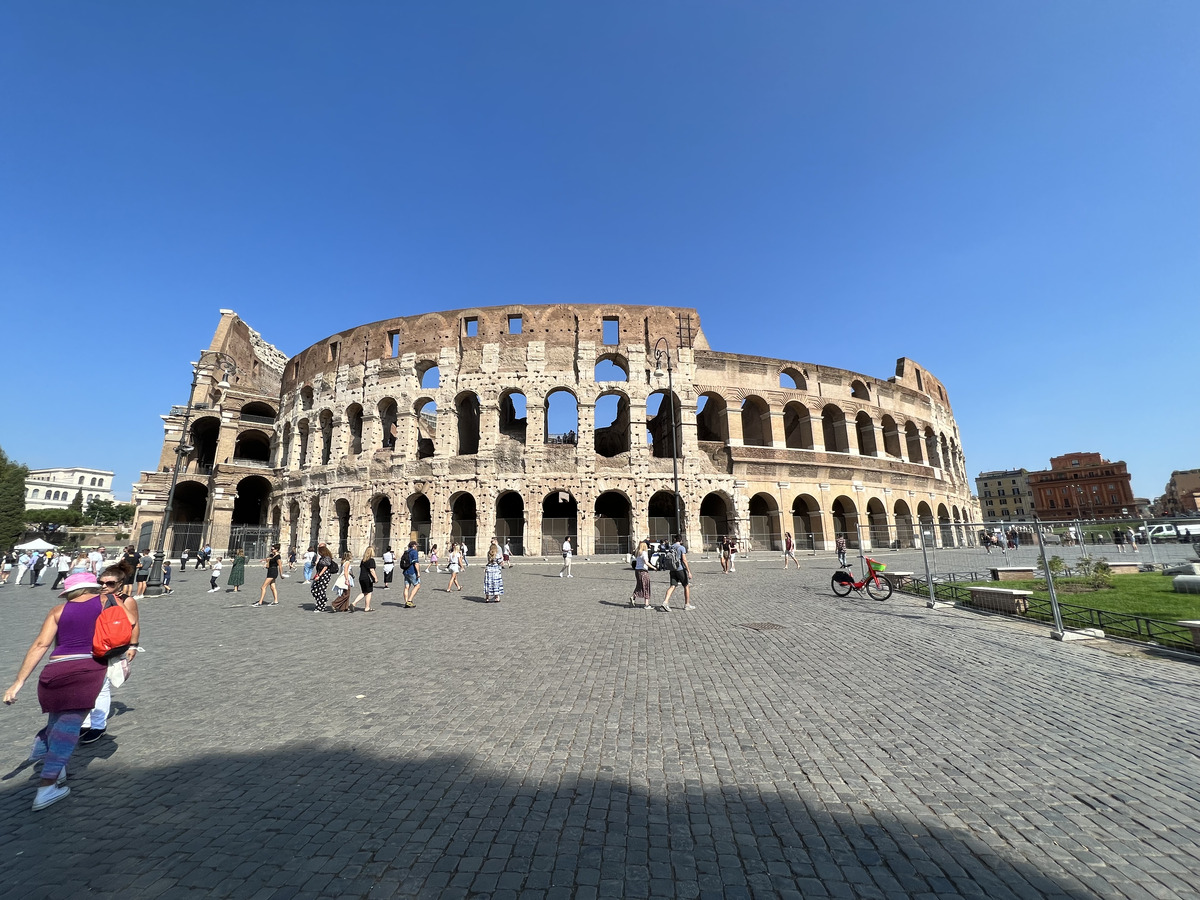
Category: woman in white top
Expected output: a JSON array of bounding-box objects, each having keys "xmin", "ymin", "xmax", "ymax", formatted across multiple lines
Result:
[
  {"xmin": 630, "ymin": 540, "xmax": 655, "ymax": 608},
  {"xmin": 559, "ymin": 538, "xmax": 573, "ymax": 578},
  {"xmin": 446, "ymin": 543, "xmax": 463, "ymax": 592}
]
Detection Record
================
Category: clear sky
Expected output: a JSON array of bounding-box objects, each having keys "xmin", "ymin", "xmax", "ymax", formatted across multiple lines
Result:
[{"xmin": 2, "ymin": 2, "xmax": 1196, "ymax": 502}]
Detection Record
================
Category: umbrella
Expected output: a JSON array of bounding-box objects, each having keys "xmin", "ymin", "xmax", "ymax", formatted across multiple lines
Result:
[{"xmin": 15, "ymin": 538, "xmax": 58, "ymax": 551}]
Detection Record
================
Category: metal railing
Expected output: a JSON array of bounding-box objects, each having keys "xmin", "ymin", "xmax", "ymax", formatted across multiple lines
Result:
[{"xmin": 239, "ymin": 413, "xmax": 276, "ymax": 426}]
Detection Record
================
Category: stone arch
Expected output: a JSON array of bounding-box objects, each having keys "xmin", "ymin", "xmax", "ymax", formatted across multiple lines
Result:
[
  {"xmin": 700, "ymin": 492, "xmax": 733, "ymax": 551},
  {"xmin": 371, "ymin": 494, "xmax": 393, "ymax": 552},
  {"xmin": 594, "ymin": 490, "xmax": 632, "ymax": 554},
  {"xmin": 297, "ymin": 418, "xmax": 310, "ymax": 467},
  {"xmin": 542, "ymin": 491, "xmax": 578, "ymax": 555},
  {"xmin": 893, "ymin": 499, "xmax": 915, "ymax": 548},
  {"xmin": 414, "ymin": 398, "xmax": 437, "ymax": 459},
  {"xmin": 455, "ymin": 392, "xmax": 481, "ymax": 455},
  {"xmin": 916, "ymin": 501, "xmax": 934, "ymax": 525},
  {"xmin": 594, "ymin": 390, "xmax": 631, "ymax": 457},
  {"xmin": 831, "ymin": 495, "xmax": 859, "ymax": 548},
  {"xmin": 940, "ymin": 433, "xmax": 951, "ymax": 474},
  {"xmin": 308, "ymin": 496, "xmax": 322, "ymax": 548},
  {"xmin": 937, "ymin": 502, "xmax": 954, "ymax": 547},
  {"xmin": 495, "ymin": 491, "xmax": 525, "ymax": 555},
  {"xmin": 345, "ymin": 402, "xmax": 364, "ymax": 455},
  {"xmin": 783, "ymin": 402, "xmax": 814, "ymax": 450},
  {"xmin": 300, "ymin": 386, "xmax": 314, "ymax": 411},
  {"xmin": 545, "ymin": 388, "xmax": 579, "ymax": 444},
  {"xmin": 498, "ymin": 390, "xmax": 527, "ymax": 443},
  {"xmin": 855, "ymin": 411, "xmax": 877, "ymax": 456},
  {"xmin": 792, "ymin": 494, "xmax": 822, "ymax": 550},
  {"xmin": 417, "ymin": 362, "xmax": 440, "ymax": 389},
  {"xmin": 779, "ymin": 367, "xmax": 807, "ymax": 390},
  {"xmin": 647, "ymin": 390, "xmax": 682, "ymax": 458},
  {"xmin": 850, "ymin": 379, "xmax": 870, "ymax": 400},
  {"xmin": 594, "ymin": 353, "xmax": 629, "ymax": 382},
  {"xmin": 407, "ymin": 493, "xmax": 432, "ymax": 551},
  {"xmin": 240, "ymin": 400, "xmax": 277, "ymax": 421},
  {"xmin": 925, "ymin": 427, "xmax": 941, "ymax": 468},
  {"xmin": 378, "ymin": 398, "xmax": 398, "ymax": 449},
  {"xmin": 695, "ymin": 393, "xmax": 728, "ymax": 444},
  {"xmin": 280, "ymin": 422, "xmax": 292, "ymax": 467},
  {"xmin": 232, "ymin": 475, "xmax": 272, "ymax": 527},
  {"xmin": 190, "ymin": 415, "xmax": 221, "ymax": 473},
  {"xmin": 865, "ymin": 497, "xmax": 889, "ymax": 548},
  {"xmin": 287, "ymin": 500, "xmax": 300, "ymax": 553},
  {"xmin": 748, "ymin": 493, "xmax": 782, "ymax": 551},
  {"xmin": 648, "ymin": 490, "xmax": 684, "ymax": 543},
  {"xmin": 334, "ymin": 498, "xmax": 351, "ymax": 556},
  {"xmin": 319, "ymin": 409, "xmax": 334, "ymax": 465},
  {"xmin": 233, "ymin": 429, "xmax": 272, "ymax": 464},
  {"xmin": 450, "ymin": 492, "xmax": 478, "ymax": 556},
  {"xmin": 905, "ymin": 421, "xmax": 924, "ymax": 464},
  {"xmin": 880, "ymin": 415, "xmax": 902, "ymax": 458},
  {"xmin": 740, "ymin": 395, "xmax": 772, "ymax": 448},
  {"xmin": 822, "ymin": 404, "xmax": 849, "ymax": 453},
  {"xmin": 172, "ymin": 481, "xmax": 208, "ymax": 532}
]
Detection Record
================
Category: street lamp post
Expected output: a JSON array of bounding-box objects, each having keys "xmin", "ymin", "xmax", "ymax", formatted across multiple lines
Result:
[
  {"xmin": 144, "ymin": 352, "xmax": 237, "ymax": 597},
  {"xmin": 651, "ymin": 338, "xmax": 681, "ymax": 541}
]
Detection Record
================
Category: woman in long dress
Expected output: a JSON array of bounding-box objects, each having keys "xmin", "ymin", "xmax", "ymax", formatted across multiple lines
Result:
[
  {"xmin": 309, "ymin": 544, "xmax": 335, "ymax": 613},
  {"xmin": 227, "ymin": 549, "xmax": 247, "ymax": 592},
  {"xmin": 483, "ymin": 543, "xmax": 504, "ymax": 602},
  {"xmin": 630, "ymin": 540, "xmax": 655, "ymax": 608}
]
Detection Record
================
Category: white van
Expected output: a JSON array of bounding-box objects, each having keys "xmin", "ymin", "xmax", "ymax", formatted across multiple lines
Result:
[{"xmin": 1141, "ymin": 524, "xmax": 1178, "ymax": 543}]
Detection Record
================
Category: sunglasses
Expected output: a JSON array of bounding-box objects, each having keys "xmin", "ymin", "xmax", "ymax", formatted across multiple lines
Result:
[{"xmin": 98, "ymin": 580, "xmax": 121, "ymax": 587}]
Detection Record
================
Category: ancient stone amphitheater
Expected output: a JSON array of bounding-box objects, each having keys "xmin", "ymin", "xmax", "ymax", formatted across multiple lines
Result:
[{"xmin": 132, "ymin": 305, "xmax": 976, "ymax": 559}]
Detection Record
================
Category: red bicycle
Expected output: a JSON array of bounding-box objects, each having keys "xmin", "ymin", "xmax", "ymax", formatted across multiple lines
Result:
[{"xmin": 831, "ymin": 557, "xmax": 893, "ymax": 601}]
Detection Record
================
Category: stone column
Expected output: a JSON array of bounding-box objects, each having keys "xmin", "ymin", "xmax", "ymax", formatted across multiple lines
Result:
[{"xmin": 765, "ymin": 409, "xmax": 784, "ymax": 449}]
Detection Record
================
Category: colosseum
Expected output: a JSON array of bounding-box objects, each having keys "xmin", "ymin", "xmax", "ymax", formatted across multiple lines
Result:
[{"xmin": 131, "ymin": 305, "xmax": 977, "ymax": 560}]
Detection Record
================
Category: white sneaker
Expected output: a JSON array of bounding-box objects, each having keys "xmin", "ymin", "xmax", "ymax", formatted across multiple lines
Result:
[
  {"xmin": 684, "ymin": 604, "xmax": 695, "ymax": 610},
  {"xmin": 559, "ymin": 573, "xmax": 563, "ymax": 578},
  {"xmin": 32, "ymin": 783, "xmax": 70, "ymax": 811},
  {"xmin": 661, "ymin": 604, "xmax": 670, "ymax": 612},
  {"xmin": 567, "ymin": 574, "xmax": 573, "ymax": 578}
]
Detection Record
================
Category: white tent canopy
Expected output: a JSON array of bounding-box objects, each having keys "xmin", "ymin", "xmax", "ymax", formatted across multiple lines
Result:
[{"xmin": 14, "ymin": 538, "xmax": 58, "ymax": 551}]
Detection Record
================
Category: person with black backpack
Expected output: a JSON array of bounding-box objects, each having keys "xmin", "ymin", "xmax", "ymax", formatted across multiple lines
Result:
[
  {"xmin": 400, "ymin": 541, "xmax": 421, "ymax": 608},
  {"xmin": 660, "ymin": 534, "xmax": 694, "ymax": 612}
]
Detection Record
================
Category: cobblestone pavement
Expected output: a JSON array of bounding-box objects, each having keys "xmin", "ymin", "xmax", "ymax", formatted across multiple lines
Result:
[{"xmin": 1, "ymin": 554, "xmax": 1199, "ymax": 899}]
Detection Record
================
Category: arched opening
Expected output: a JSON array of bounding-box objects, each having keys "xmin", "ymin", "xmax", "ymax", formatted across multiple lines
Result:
[
  {"xmin": 346, "ymin": 403, "xmax": 364, "ymax": 455},
  {"xmin": 300, "ymin": 386, "xmax": 314, "ymax": 411},
  {"xmin": 169, "ymin": 481, "xmax": 209, "ymax": 555},
  {"xmin": 648, "ymin": 490, "xmax": 683, "ymax": 544},
  {"xmin": 233, "ymin": 429, "xmax": 272, "ymax": 464},
  {"xmin": 335, "ymin": 499, "xmax": 351, "ymax": 557},
  {"xmin": 855, "ymin": 412, "xmax": 877, "ymax": 456},
  {"xmin": 748, "ymin": 493, "xmax": 782, "ymax": 551},
  {"xmin": 646, "ymin": 390, "xmax": 682, "ymax": 458},
  {"xmin": 319, "ymin": 410, "xmax": 334, "ymax": 465},
  {"xmin": 594, "ymin": 391, "xmax": 630, "ymax": 457},
  {"xmin": 905, "ymin": 422, "xmax": 924, "ymax": 464},
  {"xmin": 700, "ymin": 492, "xmax": 731, "ymax": 552},
  {"xmin": 232, "ymin": 476, "xmax": 272, "ymax": 527},
  {"xmin": 541, "ymin": 491, "xmax": 578, "ymax": 555},
  {"xmin": 925, "ymin": 427, "xmax": 941, "ymax": 468},
  {"xmin": 280, "ymin": 422, "xmax": 292, "ymax": 467},
  {"xmin": 189, "ymin": 416, "xmax": 220, "ymax": 475},
  {"xmin": 866, "ymin": 498, "xmax": 889, "ymax": 549},
  {"xmin": 938, "ymin": 503, "xmax": 954, "ymax": 548},
  {"xmin": 952, "ymin": 505, "xmax": 965, "ymax": 547},
  {"xmin": 880, "ymin": 415, "xmax": 902, "ymax": 458},
  {"xmin": 495, "ymin": 491, "xmax": 525, "ymax": 555},
  {"xmin": 498, "ymin": 390, "xmax": 527, "ymax": 444},
  {"xmin": 783, "ymin": 402, "xmax": 814, "ymax": 450},
  {"xmin": 545, "ymin": 389, "xmax": 579, "ymax": 445},
  {"xmin": 297, "ymin": 419, "xmax": 310, "ymax": 467},
  {"xmin": 594, "ymin": 491, "xmax": 632, "ymax": 554},
  {"xmin": 831, "ymin": 496, "xmax": 859, "ymax": 549},
  {"xmin": 792, "ymin": 495, "xmax": 822, "ymax": 551},
  {"xmin": 308, "ymin": 497, "xmax": 321, "ymax": 548},
  {"xmin": 417, "ymin": 362, "xmax": 440, "ymax": 389},
  {"xmin": 740, "ymin": 396, "xmax": 772, "ymax": 447},
  {"xmin": 822, "ymin": 405, "xmax": 848, "ymax": 453},
  {"xmin": 450, "ymin": 493, "xmax": 478, "ymax": 556},
  {"xmin": 271, "ymin": 505, "xmax": 282, "ymax": 536},
  {"xmin": 940, "ymin": 434, "xmax": 951, "ymax": 475},
  {"xmin": 415, "ymin": 399, "xmax": 437, "ymax": 459},
  {"xmin": 779, "ymin": 367, "xmax": 806, "ymax": 390},
  {"xmin": 407, "ymin": 494, "xmax": 432, "ymax": 551},
  {"xmin": 894, "ymin": 500, "xmax": 915, "ymax": 548},
  {"xmin": 695, "ymin": 393, "xmax": 728, "ymax": 444},
  {"xmin": 287, "ymin": 501, "xmax": 300, "ymax": 553},
  {"xmin": 379, "ymin": 398, "xmax": 398, "ymax": 449},
  {"xmin": 240, "ymin": 401, "xmax": 276, "ymax": 423},
  {"xmin": 916, "ymin": 501, "xmax": 934, "ymax": 547},
  {"xmin": 850, "ymin": 380, "xmax": 870, "ymax": 400},
  {"xmin": 594, "ymin": 354, "xmax": 628, "ymax": 382},
  {"xmin": 372, "ymin": 495, "xmax": 392, "ymax": 552},
  {"xmin": 455, "ymin": 392, "xmax": 481, "ymax": 455}
]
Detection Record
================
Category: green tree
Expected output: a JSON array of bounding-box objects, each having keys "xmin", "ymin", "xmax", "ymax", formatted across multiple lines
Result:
[
  {"xmin": 69, "ymin": 490, "xmax": 84, "ymax": 516},
  {"xmin": 86, "ymin": 497, "xmax": 117, "ymax": 524},
  {"xmin": 0, "ymin": 446, "xmax": 28, "ymax": 549},
  {"xmin": 113, "ymin": 503, "xmax": 135, "ymax": 525}
]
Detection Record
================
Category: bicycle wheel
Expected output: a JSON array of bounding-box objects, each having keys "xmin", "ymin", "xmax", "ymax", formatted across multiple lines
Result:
[
  {"xmin": 831, "ymin": 573, "xmax": 853, "ymax": 597},
  {"xmin": 866, "ymin": 575, "xmax": 893, "ymax": 601}
]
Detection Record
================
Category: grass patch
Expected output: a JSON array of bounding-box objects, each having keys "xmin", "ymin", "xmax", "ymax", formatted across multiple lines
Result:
[{"xmin": 963, "ymin": 573, "xmax": 1200, "ymax": 622}]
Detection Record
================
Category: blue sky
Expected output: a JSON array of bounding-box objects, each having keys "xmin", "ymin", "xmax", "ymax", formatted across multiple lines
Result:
[{"xmin": 2, "ymin": 2, "xmax": 1196, "ymax": 501}]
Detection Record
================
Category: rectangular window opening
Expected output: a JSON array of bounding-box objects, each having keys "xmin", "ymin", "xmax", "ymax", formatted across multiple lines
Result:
[
  {"xmin": 602, "ymin": 317, "xmax": 619, "ymax": 345},
  {"xmin": 508, "ymin": 315, "xmax": 522, "ymax": 335},
  {"xmin": 914, "ymin": 368, "xmax": 924, "ymax": 391},
  {"xmin": 328, "ymin": 341, "xmax": 340, "ymax": 363},
  {"xmin": 464, "ymin": 317, "xmax": 479, "ymax": 337},
  {"xmin": 388, "ymin": 331, "xmax": 400, "ymax": 357}
]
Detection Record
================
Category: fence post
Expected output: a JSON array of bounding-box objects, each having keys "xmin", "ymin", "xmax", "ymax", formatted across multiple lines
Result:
[
  {"xmin": 919, "ymin": 527, "xmax": 942, "ymax": 608},
  {"xmin": 1035, "ymin": 523, "xmax": 1066, "ymax": 639}
]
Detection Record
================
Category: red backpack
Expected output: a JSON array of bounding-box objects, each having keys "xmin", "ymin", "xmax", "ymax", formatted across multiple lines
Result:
[{"xmin": 93, "ymin": 597, "xmax": 133, "ymax": 660}]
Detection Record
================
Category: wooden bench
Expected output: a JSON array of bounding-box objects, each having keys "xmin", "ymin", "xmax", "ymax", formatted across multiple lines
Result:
[
  {"xmin": 991, "ymin": 567, "xmax": 1035, "ymax": 582},
  {"xmin": 968, "ymin": 587, "xmax": 1033, "ymax": 615}
]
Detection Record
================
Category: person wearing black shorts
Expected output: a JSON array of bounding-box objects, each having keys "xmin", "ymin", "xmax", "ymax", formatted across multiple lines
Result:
[
  {"xmin": 660, "ymin": 534, "xmax": 694, "ymax": 612},
  {"xmin": 255, "ymin": 544, "xmax": 281, "ymax": 606},
  {"xmin": 354, "ymin": 548, "xmax": 376, "ymax": 611}
]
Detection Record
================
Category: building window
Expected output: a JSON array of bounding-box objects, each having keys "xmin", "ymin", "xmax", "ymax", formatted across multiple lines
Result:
[
  {"xmin": 602, "ymin": 317, "xmax": 619, "ymax": 345},
  {"xmin": 328, "ymin": 341, "xmax": 340, "ymax": 362},
  {"xmin": 388, "ymin": 331, "xmax": 400, "ymax": 357},
  {"xmin": 508, "ymin": 315, "xmax": 522, "ymax": 335},
  {"xmin": 463, "ymin": 317, "xmax": 479, "ymax": 337},
  {"xmin": 998, "ymin": 490, "xmax": 1005, "ymax": 497},
  {"xmin": 986, "ymin": 500, "xmax": 993, "ymax": 506}
]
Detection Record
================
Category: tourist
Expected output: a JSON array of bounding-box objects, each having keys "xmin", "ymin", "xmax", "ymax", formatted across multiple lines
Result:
[
  {"xmin": 331, "ymin": 551, "xmax": 354, "ymax": 612},
  {"xmin": 285, "ymin": 547, "xmax": 296, "ymax": 577},
  {"xmin": 2, "ymin": 550, "xmax": 15, "ymax": 585},
  {"xmin": 255, "ymin": 544, "xmax": 282, "ymax": 606},
  {"xmin": 70, "ymin": 551, "xmax": 90, "ymax": 574},
  {"xmin": 401, "ymin": 541, "xmax": 421, "ymax": 608},
  {"xmin": 227, "ymin": 548, "xmax": 247, "ymax": 592},
  {"xmin": 16, "ymin": 551, "xmax": 31, "ymax": 586},
  {"xmin": 381, "ymin": 546, "xmax": 394, "ymax": 589},
  {"xmin": 353, "ymin": 547, "xmax": 376, "ymax": 611},
  {"xmin": 50, "ymin": 552, "xmax": 72, "ymax": 591},
  {"xmin": 427, "ymin": 544, "xmax": 439, "ymax": 577},
  {"xmin": 310, "ymin": 544, "xmax": 336, "ymax": 612},
  {"xmin": 630, "ymin": 539, "xmax": 655, "ymax": 609},
  {"xmin": 134, "ymin": 553, "xmax": 152, "ymax": 598},
  {"xmin": 559, "ymin": 537, "xmax": 573, "ymax": 578},
  {"xmin": 483, "ymin": 542, "xmax": 504, "ymax": 602},
  {"xmin": 660, "ymin": 534, "xmax": 694, "ymax": 611},
  {"xmin": 836, "ymin": 535, "xmax": 848, "ymax": 567},
  {"xmin": 31, "ymin": 551, "xmax": 47, "ymax": 587},
  {"xmin": 89, "ymin": 546, "xmax": 106, "ymax": 575},
  {"xmin": 162, "ymin": 559, "xmax": 173, "ymax": 593},
  {"xmin": 79, "ymin": 565, "xmax": 141, "ymax": 746},
  {"xmin": 303, "ymin": 545, "xmax": 316, "ymax": 583},
  {"xmin": 121, "ymin": 546, "xmax": 139, "ymax": 592},
  {"xmin": 1127, "ymin": 527, "xmax": 1138, "ymax": 552},
  {"xmin": 446, "ymin": 542, "xmax": 464, "ymax": 592},
  {"xmin": 3, "ymin": 572, "xmax": 114, "ymax": 810},
  {"xmin": 180, "ymin": 548, "xmax": 190, "ymax": 571},
  {"xmin": 1113, "ymin": 528, "xmax": 1126, "ymax": 554},
  {"xmin": 728, "ymin": 536, "xmax": 738, "ymax": 573},
  {"xmin": 207, "ymin": 557, "xmax": 223, "ymax": 592},
  {"xmin": 502, "ymin": 540, "xmax": 512, "ymax": 568},
  {"xmin": 782, "ymin": 532, "xmax": 798, "ymax": 569}
]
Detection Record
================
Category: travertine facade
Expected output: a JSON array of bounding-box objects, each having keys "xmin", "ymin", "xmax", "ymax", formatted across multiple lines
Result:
[{"xmin": 133, "ymin": 305, "xmax": 977, "ymax": 557}]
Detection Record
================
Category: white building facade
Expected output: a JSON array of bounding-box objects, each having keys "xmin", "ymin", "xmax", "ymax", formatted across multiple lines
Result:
[{"xmin": 25, "ymin": 467, "xmax": 116, "ymax": 510}]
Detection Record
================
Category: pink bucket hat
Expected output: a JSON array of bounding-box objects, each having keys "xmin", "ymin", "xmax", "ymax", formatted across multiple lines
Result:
[{"xmin": 59, "ymin": 572, "xmax": 102, "ymax": 597}]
